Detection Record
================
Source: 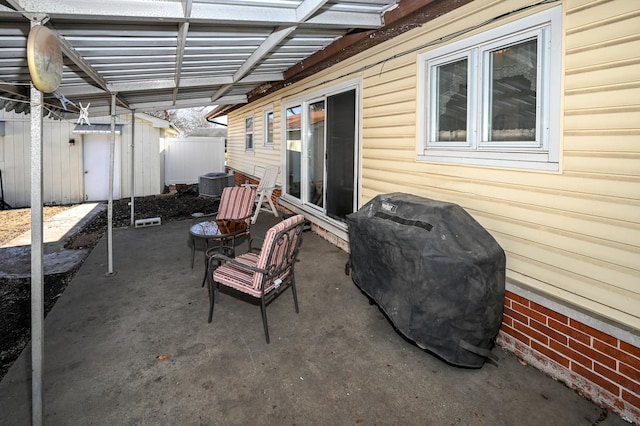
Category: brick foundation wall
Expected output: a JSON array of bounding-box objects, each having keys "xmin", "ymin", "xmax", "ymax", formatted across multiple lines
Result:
[
  {"xmin": 498, "ymin": 290, "xmax": 640, "ymax": 424},
  {"xmin": 309, "ymin": 223, "xmax": 350, "ymax": 253}
]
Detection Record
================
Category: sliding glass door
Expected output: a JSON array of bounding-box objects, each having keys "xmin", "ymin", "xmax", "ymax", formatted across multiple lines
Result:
[{"xmin": 284, "ymin": 86, "xmax": 358, "ymax": 222}]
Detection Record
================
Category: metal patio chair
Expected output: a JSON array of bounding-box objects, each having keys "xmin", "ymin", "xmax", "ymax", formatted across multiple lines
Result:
[
  {"xmin": 243, "ymin": 165, "xmax": 280, "ymax": 224},
  {"xmin": 189, "ymin": 186, "xmax": 256, "ymax": 277},
  {"xmin": 207, "ymin": 214, "xmax": 306, "ymax": 343}
]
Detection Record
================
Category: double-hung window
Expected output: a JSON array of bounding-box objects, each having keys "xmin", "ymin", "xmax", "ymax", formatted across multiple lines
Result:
[
  {"xmin": 245, "ymin": 115, "xmax": 254, "ymax": 151},
  {"xmin": 417, "ymin": 7, "xmax": 561, "ymax": 171},
  {"xmin": 264, "ymin": 108, "xmax": 274, "ymax": 147}
]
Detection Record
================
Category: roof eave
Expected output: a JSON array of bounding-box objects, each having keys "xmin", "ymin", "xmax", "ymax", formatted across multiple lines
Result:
[{"xmin": 205, "ymin": 0, "xmax": 474, "ymax": 120}]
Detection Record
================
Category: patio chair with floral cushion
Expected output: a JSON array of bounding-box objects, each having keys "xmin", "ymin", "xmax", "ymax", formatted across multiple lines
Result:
[
  {"xmin": 207, "ymin": 214, "xmax": 306, "ymax": 343},
  {"xmin": 189, "ymin": 186, "xmax": 256, "ymax": 284}
]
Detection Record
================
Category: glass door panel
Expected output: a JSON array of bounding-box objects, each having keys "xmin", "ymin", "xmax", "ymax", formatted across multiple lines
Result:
[
  {"xmin": 285, "ymin": 105, "xmax": 302, "ymax": 199},
  {"xmin": 326, "ymin": 89, "xmax": 356, "ymax": 221},
  {"xmin": 306, "ymin": 100, "xmax": 325, "ymax": 209}
]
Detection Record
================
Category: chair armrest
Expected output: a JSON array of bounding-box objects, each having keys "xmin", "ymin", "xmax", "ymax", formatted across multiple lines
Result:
[
  {"xmin": 248, "ymin": 236, "xmax": 264, "ymax": 253},
  {"xmin": 210, "ymin": 254, "xmax": 268, "ymax": 275},
  {"xmin": 242, "ymin": 183, "xmax": 258, "ymax": 189}
]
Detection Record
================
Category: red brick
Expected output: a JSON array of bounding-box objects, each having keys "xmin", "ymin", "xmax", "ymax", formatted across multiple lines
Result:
[
  {"xmin": 501, "ymin": 324, "xmax": 530, "ymax": 345},
  {"xmin": 594, "ymin": 363, "xmax": 640, "ymax": 395},
  {"xmin": 622, "ymin": 389, "xmax": 640, "ymax": 410},
  {"xmin": 501, "ymin": 315, "xmax": 513, "ymax": 327},
  {"xmin": 531, "ymin": 340, "xmax": 570, "ymax": 368},
  {"xmin": 550, "ymin": 339, "xmax": 592, "ymax": 369},
  {"xmin": 572, "ymin": 362, "xmax": 620, "ymax": 395},
  {"xmin": 569, "ymin": 338, "xmax": 617, "ymax": 369},
  {"xmin": 511, "ymin": 301, "xmax": 547, "ymax": 324},
  {"xmin": 548, "ymin": 318, "xmax": 590, "ymax": 345},
  {"xmin": 530, "ymin": 319, "xmax": 568, "ymax": 345},
  {"xmin": 621, "ymin": 341, "xmax": 640, "ymax": 361},
  {"xmin": 504, "ymin": 306, "xmax": 528, "ymax": 325},
  {"xmin": 594, "ymin": 340, "xmax": 639, "ymax": 370},
  {"xmin": 503, "ymin": 297, "xmax": 511, "ymax": 309},
  {"xmin": 530, "ymin": 301, "xmax": 568, "ymax": 324},
  {"xmin": 570, "ymin": 319, "xmax": 617, "ymax": 346},
  {"xmin": 514, "ymin": 321, "xmax": 549, "ymax": 345},
  {"xmin": 619, "ymin": 362, "xmax": 640, "ymax": 384},
  {"xmin": 507, "ymin": 291, "xmax": 530, "ymax": 308}
]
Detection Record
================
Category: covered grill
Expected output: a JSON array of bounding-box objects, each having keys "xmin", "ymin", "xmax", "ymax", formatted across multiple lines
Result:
[{"xmin": 346, "ymin": 193, "xmax": 505, "ymax": 368}]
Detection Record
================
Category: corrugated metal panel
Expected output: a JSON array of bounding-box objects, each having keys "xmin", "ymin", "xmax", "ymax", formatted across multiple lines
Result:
[
  {"xmin": 225, "ymin": 0, "xmax": 640, "ymax": 329},
  {"xmin": 0, "ymin": 0, "xmax": 399, "ymax": 116}
]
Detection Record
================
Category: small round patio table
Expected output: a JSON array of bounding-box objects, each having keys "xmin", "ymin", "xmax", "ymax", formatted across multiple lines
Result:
[{"xmin": 189, "ymin": 219, "xmax": 248, "ymax": 287}]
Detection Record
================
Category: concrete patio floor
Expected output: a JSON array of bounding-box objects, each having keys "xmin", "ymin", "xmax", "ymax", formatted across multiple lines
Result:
[{"xmin": 0, "ymin": 213, "xmax": 630, "ymax": 425}]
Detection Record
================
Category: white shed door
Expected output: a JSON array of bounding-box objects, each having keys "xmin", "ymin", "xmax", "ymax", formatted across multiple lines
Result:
[{"xmin": 83, "ymin": 135, "xmax": 121, "ymax": 201}]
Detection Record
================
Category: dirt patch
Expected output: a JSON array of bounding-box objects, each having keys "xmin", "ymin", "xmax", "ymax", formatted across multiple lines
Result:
[
  {"xmin": 0, "ymin": 186, "xmax": 219, "ymax": 381},
  {"xmin": 0, "ymin": 206, "xmax": 73, "ymax": 246}
]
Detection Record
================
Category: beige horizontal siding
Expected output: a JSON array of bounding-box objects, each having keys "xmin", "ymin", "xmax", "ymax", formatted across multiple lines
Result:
[
  {"xmin": 565, "ymin": 0, "xmax": 640, "ymax": 31},
  {"xmin": 565, "ymin": 84, "xmax": 640, "ymax": 109},
  {"xmin": 226, "ymin": 100, "xmax": 284, "ymax": 184},
  {"xmin": 565, "ymin": 61, "xmax": 640, "ymax": 90},
  {"xmin": 564, "ymin": 108, "xmax": 640, "ymax": 131},
  {"xmin": 563, "ymin": 152, "xmax": 640, "ymax": 176},
  {"xmin": 226, "ymin": 0, "xmax": 640, "ymax": 329},
  {"xmin": 564, "ymin": 0, "xmax": 640, "ymax": 186},
  {"xmin": 357, "ymin": 0, "xmax": 639, "ymax": 328},
  {"xmin": 564, "ymin": 133, "xmax": 639, "ymax": 153}
]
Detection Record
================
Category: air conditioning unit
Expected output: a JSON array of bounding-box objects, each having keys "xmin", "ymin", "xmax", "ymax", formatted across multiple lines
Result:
[{"xmin": 199, "ymin": 172, "xmax": 235, "ymax": 198}]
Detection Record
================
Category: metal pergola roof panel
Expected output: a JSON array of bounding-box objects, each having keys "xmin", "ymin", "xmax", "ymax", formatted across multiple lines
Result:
[{"xmin": 0, "ymin": 0, "xmax": 401, "ymax": 118}]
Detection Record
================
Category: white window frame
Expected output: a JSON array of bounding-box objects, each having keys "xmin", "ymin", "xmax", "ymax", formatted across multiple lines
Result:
[
  {"xmin": 244, "ymin": 115, "xmax": 254, "ymax": 151},
  {"xmin": 417, "ymin": 7, "xmax": 562, "ymax": 171},
  {"xmin": 263, "ymin": 107, "xmax": 274, "ymax": 148}
]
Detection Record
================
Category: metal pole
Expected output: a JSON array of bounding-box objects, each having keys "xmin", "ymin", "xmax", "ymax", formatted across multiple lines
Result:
[
  {"xmin": 130, "ymin": 109, "xmax": 135, "ymax": 227},
  {"xmin": 30, "ymin": 78, "xmax": 44, "ymax": 426},
  {"xmin": 107, "ymin": 93, "xmax": 116, "ymax": 276}
]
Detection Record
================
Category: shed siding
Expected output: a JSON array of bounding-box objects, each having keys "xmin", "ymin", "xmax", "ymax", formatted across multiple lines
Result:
[
  {"xmin": 120, "ymin": 120, "xmax": 163, "ymax": 197},
  {"xmin": 0, "ymin": 110, "xmax": 163, "ymax": 207},
  {"xmin": 0, "ymin": 110, "xmax": 81, "ymax": 207}
]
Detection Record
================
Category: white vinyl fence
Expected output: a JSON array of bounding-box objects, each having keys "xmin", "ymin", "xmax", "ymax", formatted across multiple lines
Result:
[{"xmin": 164, "ymin": 136, "xmax": 226, "ymax": 185}]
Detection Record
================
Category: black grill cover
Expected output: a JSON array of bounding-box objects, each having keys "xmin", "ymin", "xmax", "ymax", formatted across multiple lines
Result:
[{"xmin": 346, "ymin": 193, "xmax": 505, "ymax": 368}]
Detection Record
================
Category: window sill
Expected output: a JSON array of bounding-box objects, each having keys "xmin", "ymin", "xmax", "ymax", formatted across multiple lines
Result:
[{"xmin": 417, "ymin": 151, "xmax": 559, "ymax": 172}]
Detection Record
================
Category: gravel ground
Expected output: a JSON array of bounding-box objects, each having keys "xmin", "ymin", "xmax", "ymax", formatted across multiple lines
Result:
[{"xmin": 0, "ymin": 186, "xmax": 220, "ymax": 381}]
